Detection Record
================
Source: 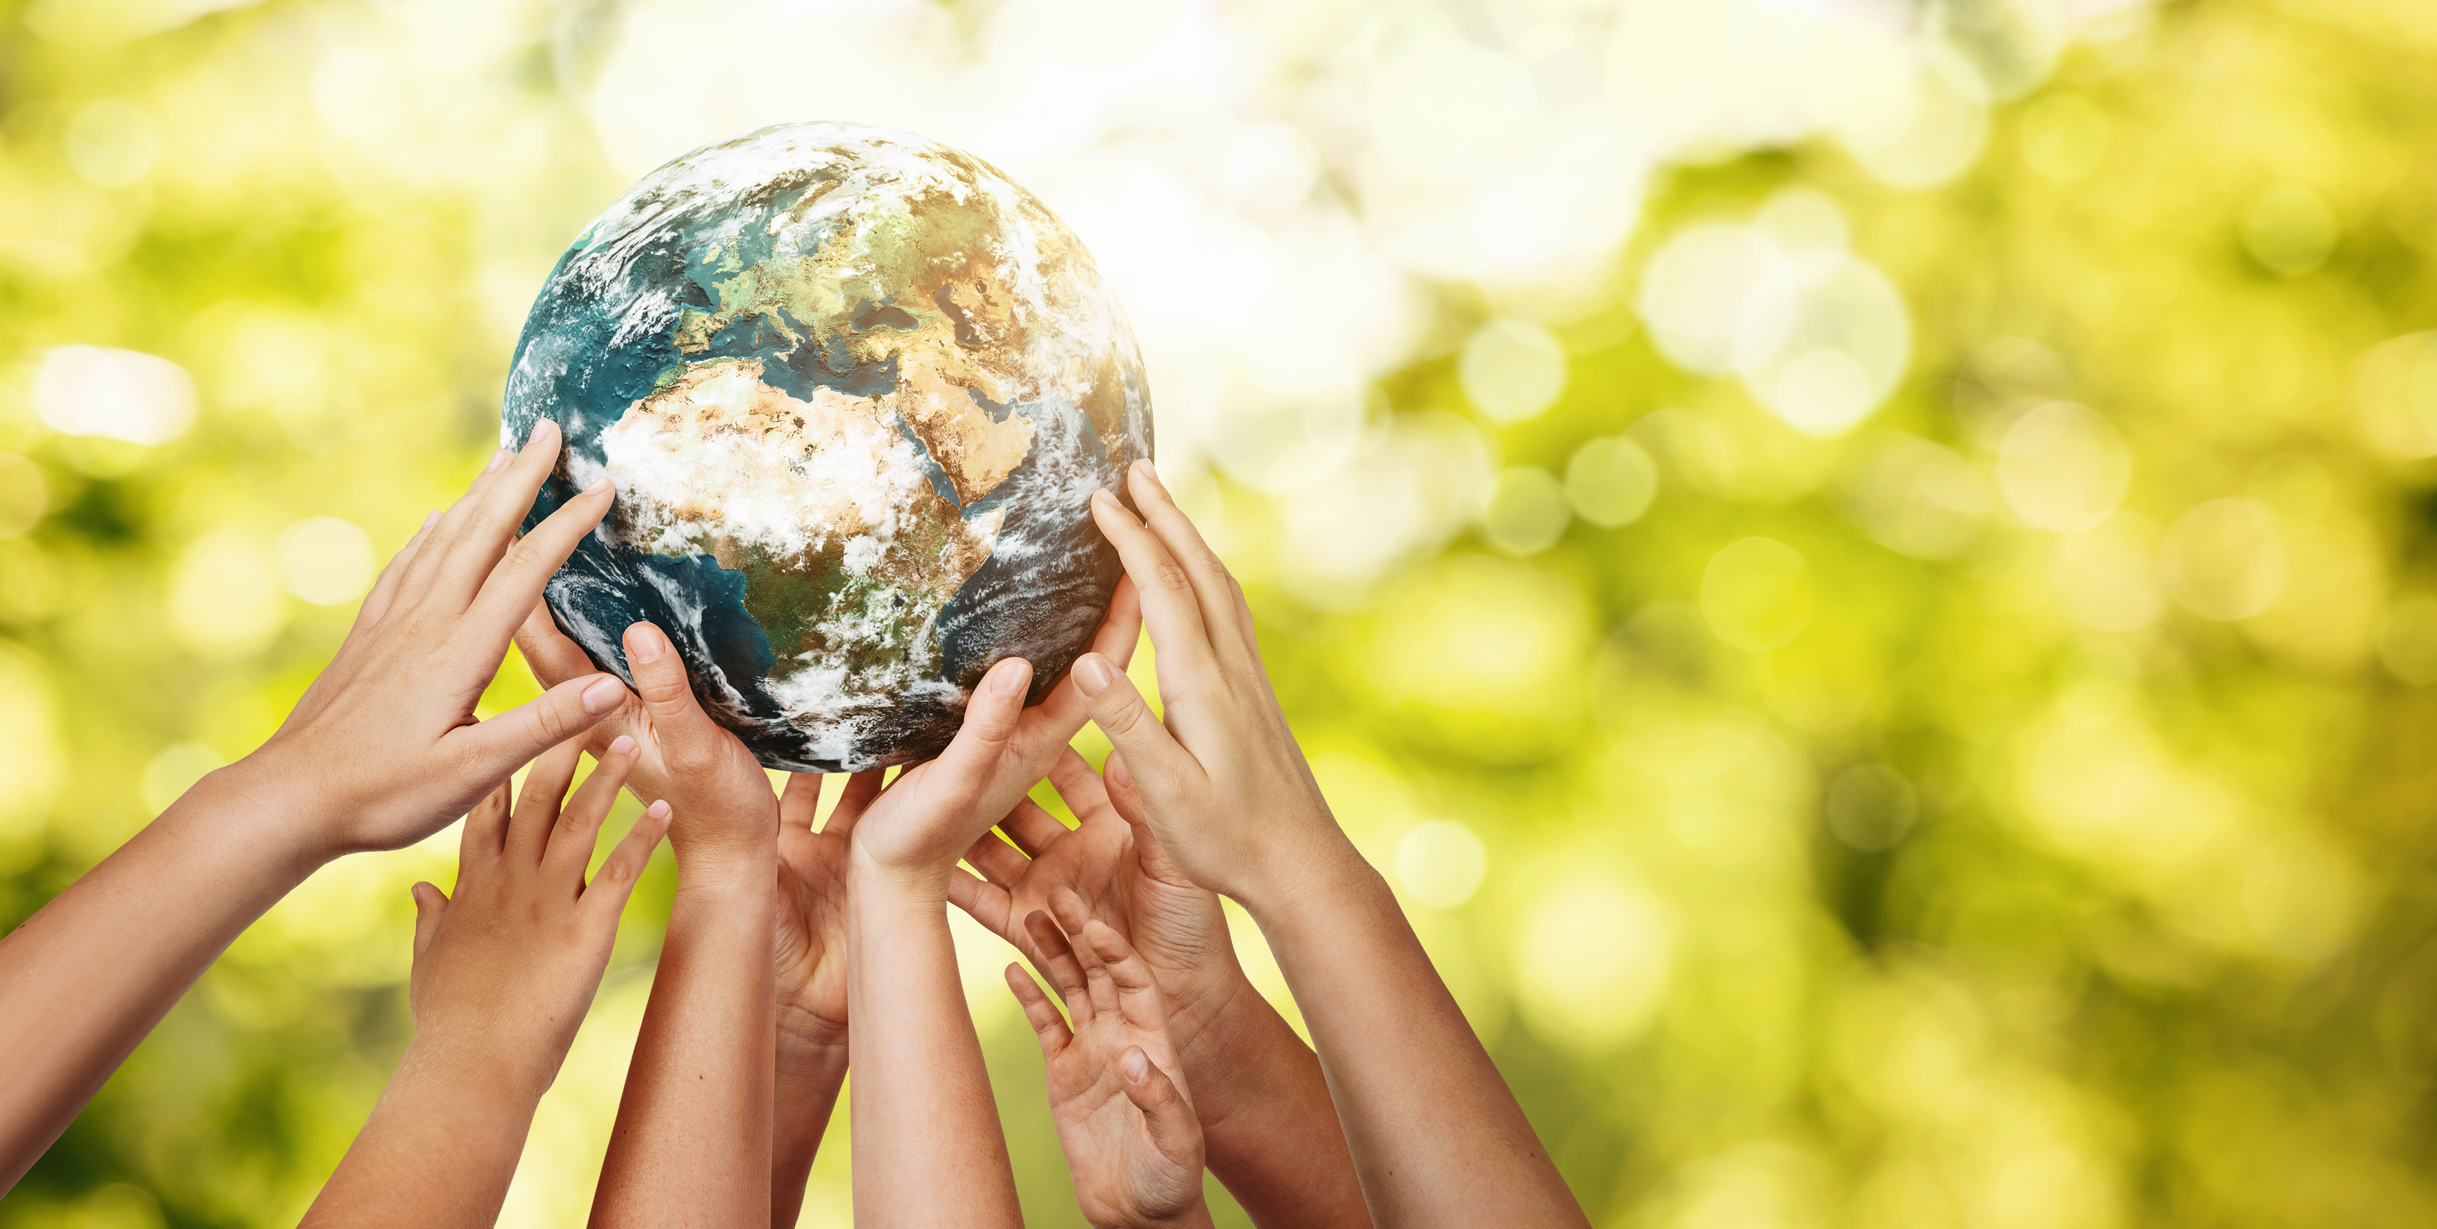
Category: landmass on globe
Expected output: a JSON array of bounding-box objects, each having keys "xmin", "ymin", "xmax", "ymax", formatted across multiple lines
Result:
[{"xmin": 501, "ymin": 121, "xmax": 1153, "ymax": 772}]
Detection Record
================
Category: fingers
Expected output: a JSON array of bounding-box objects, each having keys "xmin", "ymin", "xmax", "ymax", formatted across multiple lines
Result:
[
  {"xmin": 1079, "ymin": 917, "xmax": 1168, "ymax": 1031},
  {"xmin": 997, "ymin": 797, "xmax": 1069, "ymax": 858},
  {"xmin": 929, "ymin": 657, "xmax": 1032, "ymax": 795},
  {"xmin": 506, "ymin": 734, "xmax": 589, "ymax": 866},
  {"xmin": 1055, "ymin": 892, "xmax": 1121, "ymax": 1017},
  {"xmin": 947, "ymin": 867, "xmax": 1013, "ymax": 940},
  {"xmin": 463, "ymin": 474, "xmax": 617, "ymax": 647},
  {"xmin": 542, "ymin": 734, "xmax": 641, "ymax": 886},
  {"xmin": 440, "ymin": 672, "xmax": 629, "ymax": 794},
  {"xmin": 1023, "ymin": 909, "xmax": 1095, "ymax": 1025},
  {"xmin": 395, "ymin": 427, "xmax": 551, "ymax": 609},
  {"xmin": 821, "ymin": 770, "xmax": 886, "ymax": 837},
  {"xmin": 1047, "ymin": 746, "xmax": 1117, "ymax": 828},
  {"xmin": 1007, "ymin": 964, "xmax": 1073, "ymax": 1059},
  {"xmin": 1118, "ymin": 1047, "xmax": 1199, "ymax": 1161},
  {"xmin": 1068, "ymin": 653, "xmax": 1201, "ymax": 796},
  {"xmin": 582, "ymin": 799, "xmax": 671, "ymax": 919},
  {"xmin": 432, "ymin": 418, "xmax": 572, "ymax": 612},
  {"xmin": 780, "ymin": 773, "xmax": 824, "ymax": 831},
  {"xmin": 623, "ymin": 622, "xmax": 724, "ymax": 769},
  {"xmin": 410, "ymin": 882, "xmax": 447, "ymax": 963},
  {"xmin": 961, "ymin": 830, "xmax": 1031, "ymax": 889},
  {"xmin": 515, "ymin": 598, "xmax": 603, "ymax": 690},
  {"xmin": 1124, "ymin": 460, "xmax": 1251, "ymax": 671},
  {"xmin": 1090, "ymin": 488, "xmax": 1215, "ymax": 678},
  {"xmin": 461, "ymin": 781, "xmax": 513, "ymax": 868},
  {"xmin": 355, "ymin": 509, "xmax": 440, "ymax": 631}
]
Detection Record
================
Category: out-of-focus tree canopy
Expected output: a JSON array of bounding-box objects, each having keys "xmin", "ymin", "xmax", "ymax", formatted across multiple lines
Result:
[{"xmin": 5, "ymin": 0, "xmax": 2437, "ymax": 1225}]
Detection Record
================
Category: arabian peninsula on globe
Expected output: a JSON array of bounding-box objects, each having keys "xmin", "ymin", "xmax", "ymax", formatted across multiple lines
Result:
[{"xmin": 502, "ymin": 121, "xmax": 1153, "ymax": 772}]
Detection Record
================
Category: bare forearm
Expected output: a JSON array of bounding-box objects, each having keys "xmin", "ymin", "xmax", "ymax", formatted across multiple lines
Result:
[
  {"xmin": 302, "ymin": 1044, "xmax": 543, "ymax": 1228},
  {"xmin": 0, "ymin": 760, "xmax": 325, "ymax": 1190},
  {"xmin": 845, "ymin": 875, "xmax": 1020, "ymax": 1228},
  {"xmin": 1250, "ymin": 851, "xmax": 1587, "ymax": 1229},
  {"xmin": 1183, "ymin": 985, "xmax": 1370, "ymax": 1229},
  {"xmin": 592, "ymin": 866, "xmax": 777, "ymax": 1227},
  {"xmin": 771, "ymin": 1038, "xmax": 848, "ymax": 1228}
]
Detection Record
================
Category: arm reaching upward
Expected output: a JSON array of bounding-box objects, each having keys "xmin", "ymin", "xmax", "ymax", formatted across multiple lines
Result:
[
  {"xmin": 950, "ymin": 752, "xmax": 1368, "ymax": 1228},
  {"xmin": 0, "ymin": 423, "xmax": 626, "ymax": 1194},
  {"xmin": 303, "ymin": 735, "xmax": 666, "ymax": 1228},
  {"xmin": 1065, "ymin": 460, "xmax": 1591, "ymax": 1229}
]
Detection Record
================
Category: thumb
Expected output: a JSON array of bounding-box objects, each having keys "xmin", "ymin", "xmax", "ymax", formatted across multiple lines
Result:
[
  {"xmin": 932, "ymin": 657, "xmax": 1032, "ymax": 788},
  {"xmin": 622, "ymin": 622, "xmax": 720, "ymax": 763},
  {"xmin": 1070, "ymin": 654, "xmax": 1196, "ymax": 794},
  {"xmin": 443, "ymin": 672, "xmax": 627, "ymax": 789},
  {"xmin": 1119, "ymin": 1047, "xmax": 1199, "ymax": 1163},
  {"xmin": 410, "ymin": 882, "xmax": 447, "ymax": 962},
  {"xmin": 515, "ymin": 598, "xmax": 599, "ymax": 688}
]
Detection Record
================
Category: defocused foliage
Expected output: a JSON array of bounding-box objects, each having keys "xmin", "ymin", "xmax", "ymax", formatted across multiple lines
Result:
[{"xmin": 7, "ymin": 0, "xmax": 2437, "ymax": 1226}]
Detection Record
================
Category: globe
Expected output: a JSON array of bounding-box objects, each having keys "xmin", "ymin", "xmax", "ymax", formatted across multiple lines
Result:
[{"xmin": 502, "ymin": 121, "xmax": 1153, "ymax": 773}]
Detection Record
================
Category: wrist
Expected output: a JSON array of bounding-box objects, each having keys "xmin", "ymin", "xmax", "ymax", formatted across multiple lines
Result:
[
  {"xmin": 776, "ymin": 1019, "xmax": 851, "ymax": 1074},
  {"xmin": 844, "ymin": 841, "xmax": 951, "ymax": 904},
  {"xmin": 1118, "ymin": 1199, "xmax": 1214, "ymax": 1229},
  {"xmin": 672, "ymin": 836, "xmax": 779, "ymax": 893},
  {"xmin": 398, "ymin": 1028, "xmax": 558, "ymax": 1108},
  {"xmin": 1232, "ymin": 824, "xmax": 1372, "ymax": 925},
  {"xmin": 189, "ymin": 751, "xmax": 342, "ymax": 875}
]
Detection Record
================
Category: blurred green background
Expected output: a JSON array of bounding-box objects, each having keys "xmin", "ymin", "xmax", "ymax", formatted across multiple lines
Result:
[{"xmin": 7, "ymin": 0, "xmax": 2437, "ymax": 1224}]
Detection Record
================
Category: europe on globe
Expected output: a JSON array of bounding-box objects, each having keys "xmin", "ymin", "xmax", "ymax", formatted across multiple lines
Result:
[{"xmin": 502, "ymin": 121, "xmax": 1153, "ymax": 772}]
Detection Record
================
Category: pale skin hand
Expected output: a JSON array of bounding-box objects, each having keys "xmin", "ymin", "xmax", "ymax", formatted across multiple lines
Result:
[
  {"xmin": 1009, "ymin": 903, "xmax": 1211, "ymax": 1229},
  {"xmin": 303, "ymin": 734, "xmax": 669, "ymax": 1229},
  {"xmin": 588, "ymin": 621, "xmax": 785, "ymax": 1228},
  {"xmin": 1068, "ymin": 460, "xmax": 1593, "ymax": 1228},
  {"xmin": 950, "ymin": 753, "xmax": 1370, "ymax": 1228},
  {"xmin": 0, "ymin": 423, "xmax": 625, "ymax": 1194}
]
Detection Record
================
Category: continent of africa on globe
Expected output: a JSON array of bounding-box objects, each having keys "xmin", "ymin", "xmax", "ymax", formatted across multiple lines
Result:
[{"xmin": 502, "ymin": 121, "xmax": 1153, "ymax": 772}]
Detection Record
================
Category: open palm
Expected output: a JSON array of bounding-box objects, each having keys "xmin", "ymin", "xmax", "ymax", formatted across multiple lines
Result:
[{"xmin": 771, "ymin": 770, "xmax": 878, "ymax": 1049}]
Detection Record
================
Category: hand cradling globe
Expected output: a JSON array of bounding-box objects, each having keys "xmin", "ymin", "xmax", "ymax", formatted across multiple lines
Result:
[{"xmin": 503, "ymin": 121, "xmax": 1153, "ymax": 772}]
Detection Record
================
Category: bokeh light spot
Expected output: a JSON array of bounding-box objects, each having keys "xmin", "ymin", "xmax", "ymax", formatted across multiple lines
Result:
[
  {"xmin": 64, "ymin": 99, "xmax": 159, "ymax": 187},
  {"xmin": 2158, "ymin": 498, "xmax": 2283, "ymax": 621},
  {"xmin": 2018, "ymin": 92, "xmax": 2111, "ymax": 182},
  {"xmin": 1826, "ymin": 763, "xmax": 1919, "ymax": 851},
  {"xmin": 276, "ymin": 517, "xmax": 376, "ymax": 606},
  {"xmin": 1515, "ymin": 875, "xmax": 1671, "ymax": 1054},
  {"xmin": 1702, "ymin": 537, "xmax": 1813, "ymax": 651},
  {"xmin": 1481, "ymin": 466, "xmax": 1570, "ymax": 556},
  {"xmin": 2240, "ymin": 833, "xmax": 2363, "ymax": 965},
  {"xmin": 0, "ymin": 454, "xmax": 49, "ymax": 538},
  {"xmin": 1458, "ymin": 318, "xmax": 1568, "ymax": 424},
  {"xmin": 1996, "ymin": 401, "xmax": 2131, "ymax": 532},
  {"xmin": 2376, "ymin": 595, "xmax": 2437, "ymax": 685},
  {"xmin": 2242, "ymin": 184, "xmax": 2338, "ymax": 277},
  {"xmin": 1395, "ymin": 820, "xmax": 1488, "ymax": 909},
  {"xmin": 2352, "ymin": 331, "xmax": 2437, "ymax": 459},
  {"xmin": 1565, "ymin": 435, "xmax": 1659, "ymax": 528},
  {"xmin": 169, "ymin": 527, "xmax": 285, "ymax": 656},
  {"xmin": 33, "ymin": 345, "xmax": 198, "ymax": 446}
]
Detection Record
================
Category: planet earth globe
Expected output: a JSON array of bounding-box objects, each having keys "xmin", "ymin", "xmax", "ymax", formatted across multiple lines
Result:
[{"xmin": 502, "ymin": 121, "xmax": 1153, "ymax": 772}]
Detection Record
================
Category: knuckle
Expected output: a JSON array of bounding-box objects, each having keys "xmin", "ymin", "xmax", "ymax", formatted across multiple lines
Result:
[
  {"xmin": 1153, "ymin": 560, "xmax": 1193, "ymax": 592},
  {"xmin": 502, "ymin": 538, "xmax": 547, "ymax": 576}
]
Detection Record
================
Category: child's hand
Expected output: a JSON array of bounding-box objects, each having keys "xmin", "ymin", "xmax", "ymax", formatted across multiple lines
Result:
[
  {"xmin": 1068, "ymin": 461, "xmax": 1353, "ymax": 911},
  {"xmin": 406, "ymin": 731, "xmax": 669, "ymax": 1098},
  {"xmin": 1010, "ymin": 905, "xmax": 1210, "ymax": 1229},
  {"xmin": 772, "ymin": 770, "xmax": 878, "ymax": 1053},
  {"xmin": 949, "ymin": 749, "xmax": 1239, "ymax": 1056},
  {"xmin": 256, "ymin": 420, "xmax": 630, "ymax": 856},
  {"xmin": 517, "ymin": 612, "xmax": 782, "ymax": 877}
]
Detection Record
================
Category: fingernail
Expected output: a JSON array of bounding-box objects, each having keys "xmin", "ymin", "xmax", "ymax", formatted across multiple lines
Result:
[
  {"xmin": 484, "ymin": 448, "xmax": 510, "ymax": 473},
  {"xmin": 582, "ymin": 675, "xmax": 627, "ymax": 715},
  {"xmin": 607, "ymin": 734, "xmax": 636, "ymax": 757},
  {"xmin": 1132, "ymin": 458, "xmax": 1164, "ymax": 489},
  {"xmin": 1072, "ymin": 654, "xmax": 1112, "ymax": 697},
  {"xmin": 532, "ymin": 418, "xmax": 560, "ymax": 445},
  {"xmin": 991, "ymin": 657, "xmax": 1032, "ymax": 696},
  {"xmin": 421, "ymin": 510, "xmax": 439, "ymax": 530},
  {"xmin": 585, "ymin": 474, "xmax": 613, "ymax": 496},
  {"xmin": 629, "ymin": 622, "xmax": 668, "ymax": 663},
  {"xmin": 1122, "ymin": 1048, "xmax": 1149, "ymax": 1082},
  {"xmin": 1093, "ymin": 488, "xmax": 1119, "ymax": 509},
  {"xmin": 646, "ymin": 799, "xmax": 671, "ymax": 821}
]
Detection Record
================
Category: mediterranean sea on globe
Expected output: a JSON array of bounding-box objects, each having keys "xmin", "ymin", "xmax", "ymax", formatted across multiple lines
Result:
[{"xmin": 502, "ymin": 121, "xmax": 1153, "ymax": 773}]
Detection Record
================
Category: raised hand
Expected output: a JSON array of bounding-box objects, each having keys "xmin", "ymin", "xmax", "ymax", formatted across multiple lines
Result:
[
  {"xmin": 950, "ymin": 752, "xmax": 1372, "ymax": 1228},
  {"xmin": 303, "ymin": 733, "xmax": 667, "ymax": 1228},
  {"xmin": 1009, "ymin": 902, "xmax": 1210, "ymax": 1229},
  {"xmin": 0, "ymin": 425, "xmax": 628, "ymax": 1192},
  {"xmin": 1069, "ymin": 460, "xmax": 1591, "ymax": 1228},
  {"xmin": 264, "ymin": 419, "xmax": 630, "ymax": 856}
]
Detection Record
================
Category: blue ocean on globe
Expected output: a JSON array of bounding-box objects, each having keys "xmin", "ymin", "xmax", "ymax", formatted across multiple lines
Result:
[{"xmin": 502, "ymin": 121, "xmax": 1153, "ymax": 772}]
